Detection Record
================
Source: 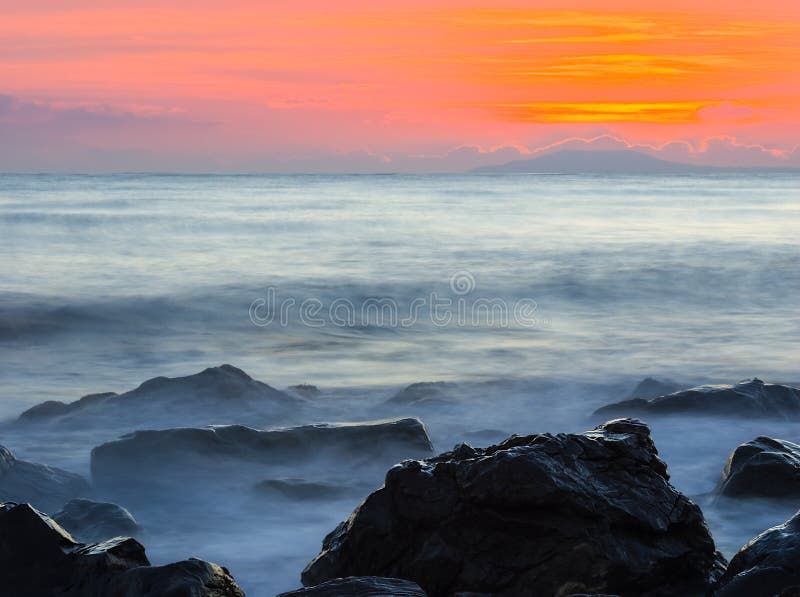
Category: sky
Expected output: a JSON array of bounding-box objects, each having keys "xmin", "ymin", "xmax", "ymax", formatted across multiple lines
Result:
[{"xmin": 1, "ymin": 0, "xmax": 800, "ymax": 172}]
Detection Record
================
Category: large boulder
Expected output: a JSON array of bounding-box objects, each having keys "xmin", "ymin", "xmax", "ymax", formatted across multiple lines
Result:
[
  {"xmin": 716, "ymin": 437, "xmax": 800, "ymax": 498},
  {"xmin": 715, "ymin": 510, "xmax": 800, "ymax": 597},
  {"xmin": 0, "ymin": 444, "xmax": 90, "ymax": 512},
  {"xmin": 302, "ymin": 418, "xmax": 724, "ymax": 597},
  {"xmin": 91, "ymin": 418, "xmax": 434, "ymax": 496},
  {"xmin": 595, "ymin": 378, "xmax": 800, "ymax": 420},
  {"xmin": 17, "ymin": 364, "xmax": 301, "ymax": 425},
  {"xmin": 53, "ymin": 498, "xmax": 140, "ymax": 543},
  {"xmin": 0, "ymin": 501, "xmax": 244, "ymax": 596},
  {"xmin": 278, "ymin": 576, "xmax": 427, "ymax": 596}
]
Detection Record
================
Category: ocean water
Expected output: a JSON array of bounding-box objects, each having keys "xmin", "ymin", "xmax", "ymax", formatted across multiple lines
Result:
[{"xmin": 1, "ymin": 173, "xmax": 799, "ymax": 595}]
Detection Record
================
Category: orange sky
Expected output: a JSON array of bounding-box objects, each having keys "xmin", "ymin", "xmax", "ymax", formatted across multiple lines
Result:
[{"xmin": 1, "ymin": 0, "xmax": 799, "ymax": 171}]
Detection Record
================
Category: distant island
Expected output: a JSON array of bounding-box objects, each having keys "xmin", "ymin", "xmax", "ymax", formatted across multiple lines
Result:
[{"xmin": 471, "ymin": 149, "xmax": 799, "ymax": 174}]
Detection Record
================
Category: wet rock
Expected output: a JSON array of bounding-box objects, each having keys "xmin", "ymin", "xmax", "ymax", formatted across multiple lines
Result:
[
  {"xmin": 303, "ymin": 418, "xmax": 724, "ymax": 597},
  {"xmin": 91, "ymin": 418, "xmax": 434, "ymax": 496},
  {"xmin": 717, "ymin": 437, "xmax": 800, "ymax": 498},
  {"xmin": 278, "ymin": 576, "xmax": 427, "ymax": 596},
  {"xmin": 254, "ymin": 478, "xmax": 353, "ymax": 501},
  {"xmin": 17, "ymin": 364, "xmax": 301, "ymax": 424},
  {"xmin": 0, "ymin": 444, "xmax": 90, "ymax": 512},
  {"xmin": 385, "ymin": 382, "xmax": 456, "ymax": 407},
  {"xmin": 715, "ymin": 510, "xmax": 800, "ymax": 597},
  {"xmin": 0, "ymin": 501, "xmax": 244, "ymax": 596},
  {"xmin": 595, "ymin": 378, "xmax": 800, "ymax": 419},
  {"xmin": 53, "ymin": 498, "xmax": 139, "ymax": 542}
]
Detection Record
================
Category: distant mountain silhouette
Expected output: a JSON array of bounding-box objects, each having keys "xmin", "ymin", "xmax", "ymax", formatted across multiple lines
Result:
[{"xmin": 472, "ymin": 149, "xmax": 725, "ymax": 174}]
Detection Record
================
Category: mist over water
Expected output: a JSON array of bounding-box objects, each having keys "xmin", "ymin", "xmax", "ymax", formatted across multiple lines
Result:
[{"xmin": 1, "ymin": 173, "xmax": 799, "ymax": 595}]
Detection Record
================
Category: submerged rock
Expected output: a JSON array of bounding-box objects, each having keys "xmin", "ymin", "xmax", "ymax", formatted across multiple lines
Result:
[
  {"xmin": 715, "ymin": 510, "xmax": 800, "ymax": 597},
  {"xmin": 18, "ymin": 364, "xmax": 301, "ymax": 424},
  {"xmin": 278, "ymin": 576, "xmax": 427, "ymax": 596},
  {"xmin": 385, "ymin": 382, "xmax": 456, "ymax": 407},
  {"xmin": 289, "ymin": 384, "xmax": 320, "ymax": 397},
  {"xmin": 302, "ymin": 418, "xmax": 724, "ymax": 597},
  {"xmin": 254, "ymin": 478, "xmax": 353, "ymax": 501},
  {"xmin": 53, "ymin": 498, "xmax": 139, "ymax": 543},
  {"xmin": 0, "ymin": 501, "xmax": 244, "ymax": 596},
  {"xmin": 717, "ymin": 437, "xmax": 800, "ymax": 498},
  {"xmin": 0, "ymin": 444, "xmax": 90, "ymax": 512},
  {"xmin": 595, "ymin": 378, "xmax": 800, "ymax": 419},
  {"xmin": 91, "ymin": 418, "xmax": 434, "ymax": 494}
]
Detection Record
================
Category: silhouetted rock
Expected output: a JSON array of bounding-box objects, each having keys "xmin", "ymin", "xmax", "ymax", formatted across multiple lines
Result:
[
  {"xmin": 716, "ymin": 437, "xmax": 800, "ymax": 498},
  {"xmin": 627, "ymin": 377, "xmax": 683, "ymax": 399},
  {"xmin": 303, "ymin": 418, "xmax": 724, "ymax": 597},
  {"xmin": 385, "ymin": 382, "xmax": 456, "ymax": 407},
  {"xmin": 0, "ymin": 501, "xmax": 244, "ymax": 596},
  {"xmin": 715, "ymin": 510, "xmax": 800, "ymax": 597},
  {"xmin": 254, "ymin": 478, "xmax": 352, "ymax": 501},
  {"xmin": 0, "ymin": 444, "xmax": 89, "ymax": 512},
  {"xmin": 17, "ymin": 364, "xmax": 300, "ymax": 424},
  {"xmin": 53, "ymin": 498, "xmax": 139, "ymax": 542},
  {"xmin": 91, "ymin": 418, "xmax": 434, "ymax": 494},
  {"xmin": 278, "ymin": 576, "xmax": 427, "ymax": 596},
  {"xmin": 595, "ymin": 378, "xmax": 800, "ymax": 419}
]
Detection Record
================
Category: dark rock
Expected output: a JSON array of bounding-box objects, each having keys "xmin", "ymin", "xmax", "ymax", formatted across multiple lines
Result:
[
  {"xmin": 17, "ymin": 364, "xmax": 300, "ymax": 424},
  {"xmin": 91, "ymin": 418, "xmax": 434, "ymax": 495},
  {"xmin": 254, "ymin": 478, "xmax": 353, "ymax": 501},
  {"xmin": 627, "ymin": 377, "xmax": 683, "ymax": 399},
  {"xmin": 289, "ymin": 384, "xmax": 321, "ymax": 397},
  {"xmin": 302, "ymin": 418, "xmax": 724, "ymax": 597},
  {"xmin": 715, "ymin": 510, "xmax": 800, "ymax": 597},
  {"xmin": 386, "ymin": 382, "xmax": 456, "ymax": 407},
  {"xmin": 278, "ymin": 576, "xmax": 427, "ymax": 596},
  {"xmin": 53, "ymin": 498, "xmax": 139, "ymax": 542},
  {"xmin": 0, "ymin": 444, "xmax": 90, "ymax": 512},
  {"xmin": 595, "ymin": 378, "xmax": 800, "ymax": 419},
  {"xmin": 717, "ymin": 437, "xmax": 800, "ymax": 498},
  {"xmin": 0, "ymin": 501, "xmax": 244, "ymax": 596}
]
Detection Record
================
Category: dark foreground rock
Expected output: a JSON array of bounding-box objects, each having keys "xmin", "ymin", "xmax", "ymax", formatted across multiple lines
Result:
[
  {"xmin": 595, "ymin": 378, "xmax": 800, "ymax": 419},
  {"xmin": 18, "ymin": 364, "xmax": 301, "ymax": 424},
  {"xmin": 303, "ymin": 418, "xmax": 724, "ymax": 597},
  {"xmin": 53, "ymin": 498, "xmax": 140, "ymax": 542},
  {"xmin": 279, "ymin": 576, "xmax": 427, "ymax": 596},
  {"xmin": 716, "ymin": 510, "xmax": 800, "ymax": 597},
  {"xmin": 0, "ymin": 444, "xmax": 90, "ymax": 512},
  {"xmin": 91, "ymin": 418, "xmax": 434, "ymax": 495},
  {"xmin": 0, "ymin": 501, "xmax": 244, "ymax": 597},
  {"xmin": 717, "ymin": 437, "xmax": 800, "ymax": 498}
]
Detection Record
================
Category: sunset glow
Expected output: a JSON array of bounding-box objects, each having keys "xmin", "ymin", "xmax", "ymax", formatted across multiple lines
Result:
[{"xmin": 2, "ymin": 1, "xmax": 799, "ymax": 170}]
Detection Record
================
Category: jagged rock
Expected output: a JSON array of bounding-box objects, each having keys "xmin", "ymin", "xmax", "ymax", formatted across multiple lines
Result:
[
  {"xmin": 595, "ymin": 378, "xmax": 800, "ymax": 420},
  {"xmin": 715, "ymin": 510, "xmax": 800, "ymax": 597},
  {"xmin": 53, "ymin": 498, "xmax": 140, "ymax": 542},
  {"xmin": 17, "ymin": 364, "xmax": 300, "ymax": 424},
  {"xmin": 91, "ymin": 418, "xmax": 434, "ymax": 495},
  {"xmin": 254, "ymin": 478, "xmax": 352, "ymax": 501},
  {"xmin": 385, "ymin": 382, "xmax": 456, "ymax": 407},
  {"xmin": 302, "ymin": 418, "xmax": 724, "ymax": 597},
  {"xmin": 0, "ymin": 501, "xmax": 244, "ymax": 596},
  {"xmin": 717, "ymin": 437, "xmax": 800, "ymax": 498},
  {"xmin": 627, "ymin": 377, "xmax": 683, "ymax": 399},
  {"xmin": 0, "ymin": 444, "xmax": 90, "ymax": 512},
  {"xmin": 278, "ymin": 576, "xmax": 427, "ymax": 596}
]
